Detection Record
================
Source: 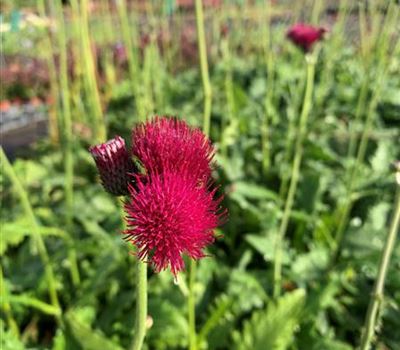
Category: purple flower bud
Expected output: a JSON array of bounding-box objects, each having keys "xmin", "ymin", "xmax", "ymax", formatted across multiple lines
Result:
[{"xmin": 89, "ymin": 136, "xmax": 135, "ymax": 196}]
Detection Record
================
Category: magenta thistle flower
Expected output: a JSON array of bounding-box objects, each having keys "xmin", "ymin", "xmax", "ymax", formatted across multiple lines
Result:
[
  {"xmin": 131, "ymin": 117, "xmax": 214, "ymax": 183},
  {"xmin": 124, "ymin": 172, "xmax": 224, "ymax": 275},
  {"xmin": 287, "ymin": 23, "xmax": 326, "ymax": 52},
  {"xmin": 89, "ymin": 136, "xmax": 136, "ymax": 196}
]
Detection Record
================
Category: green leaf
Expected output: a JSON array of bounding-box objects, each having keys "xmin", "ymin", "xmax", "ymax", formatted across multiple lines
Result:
[
  {"xmin": 233, "ymin": 289, "xmax": 306, "ymax": 350},
  {"xmin": 370, "ymin": 140, "xmax": 391, "ymax": 174},
  {"xmin": 0, "ymin": 320, "xmax": 24, "ymax": 350},
  {"xmin": 65, "ymin": 309, "xmax": 124, "ymax": 350},
  {"xmin": 0, "ymin": 218, "xmax": 70, "ymax": 255},
  {"xmin": 53, "ymin": 329, "xmax": 66, "ymax": 350},
  {"xmin": 0, "ymin": 218, "xmax": 30, "ymax": 255},
  {"xmin": 245, "ymin": 233, "xmax": 290, "ymax": 264},
  {"xmin": 232, "ymin": 181, "xmax": 279, "ymax": 201},
  {"xmin": 290, "ymin": 246, "xmax": 330, "ymax": 284},
  {"xmin": 198, "ymin": 294, "xmax": 233, "ymax": 342},
  {"xmin": 311, "ymin": 338, "xmax": 353, "ymax": 350}
]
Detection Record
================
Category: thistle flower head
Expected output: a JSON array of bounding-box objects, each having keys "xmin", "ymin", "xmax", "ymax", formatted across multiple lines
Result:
[
  {"xmin": 131, "ymin": 117, "xmax": 214, "ymax": 183},
  {"xmin": 124, "ymin": 172, "xmax": 224, "ymax": 275},
  {"xmin": 89, "ymin": 136, "xmax": 136, "ymax": 196},
  {"xmin": 287, "ymin": 23, "xmax": 326, "ymax": 52}
]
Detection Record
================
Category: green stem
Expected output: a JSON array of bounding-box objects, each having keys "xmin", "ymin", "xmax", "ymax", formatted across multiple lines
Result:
[
  {"xmin": 1, "ymin": 148, "xmax": 62, "ymax": 322},
  {"xmin": 195, "ymin": 0, "xmax": 212, "ymax": 136},
  {"xmin": 187, "ymin": 2, "xmax": 213, "ymax": 347},
  {"xmin": 122, "ymin": 198, "xmax": 148, "ymax": 350},
  {"xmin": 311, "ymin": 0, "xmax": 324, "ymax": 24},
  {"xmin": 278, "ymin": 84, "xmax": 303, "ymax": 200},
  {"xmin": 221, "ymin": 37, "xmax": 234, "ymax": 159},
  {"xmin": 188, "ymin": 259, "xmax": 197, "ymax": 350},
  {"xmin": 80, "ymin": 0, "xmax": 107, "ymax": 142},
  {"xmin": 273, "ymin": 54, "xmax": 316, "ymax": 298},
  {"xmin": 37, "ymin": 0, "xmax": 60, "ymax": 145},
  {"xmin": 359, "ymin": 189, "xmax": 400, "ymax": 350},
  {"xmin": 116, "ymin": 0, "xmax": 144, "ymax": 121},
  {"xmin": 130, "ymin": 260, "xmax": 148, "ymax": 350},
  {"xmin": 347, "ymin": 75, "xmax": 369, "ymax": 159},
  {"xmin": 262, "ymin": 0, "xmax": 274, "ymax": 173},
  {"xmin": 54, "ymin": 0, "xmax": 81, "ymax": 287}
]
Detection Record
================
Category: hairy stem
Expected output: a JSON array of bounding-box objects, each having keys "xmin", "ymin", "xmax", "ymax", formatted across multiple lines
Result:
[
  {"xmin": 188, "ymin": 259, "xmax": 198, "ymax": 350},
  {"xmin": 130, "ymin": 260, "xmax": 148, "ymax": 350}
]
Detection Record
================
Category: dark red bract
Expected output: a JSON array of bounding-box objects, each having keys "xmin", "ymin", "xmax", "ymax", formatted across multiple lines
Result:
[
  {"xmin": 287, "ymin": 23, "xmax": 326, "ymax": 52},
  {"xmin": 89, "ymin": 136, "xmax": 136, "ymax": 196},
  {"xmin": 132, "ymin": 117, "xmax": 214, "ymax": 183},
  {"xmin": 124, "ymin": 172, "xmax": 223, "ymax": 275}
]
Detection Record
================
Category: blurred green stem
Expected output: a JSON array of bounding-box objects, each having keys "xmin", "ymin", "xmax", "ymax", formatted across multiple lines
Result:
[
  {"xmin": 273, "ymin": 54, "xmax": 316, "ymax": 298},
  {"xmin": 221, "ymin": 37, "xmax": 234, "ymax": 158},
  {"xmin": 346, "ymin": 74, "xmax": 369, "ymax": 159},
  {"xmin": 187, "ymin": 1, "xmax": 213, "ymax": 348},
  {"xmin": 262, "ymin": 0, "xmax": 274, "ymax": 173},
  {"xmin": 116, "ymin": 0, "xmax": 144, "ymax": 121},
  {"xmin": 311, "ymin": 0, "xmax": 323, "ymax": 24},
  {"xmin": 0, "ymin": 266, "xmax": 20, "ymax": 337},
  {"xmin": 359, "ymin": 188, "xmax": 400, "ymax": 350},
  {"xmin": 1, "ymin": 148, "xmax": 62, "ymax": 322},
  {"xmin": 195, "ymin": 0, "xmax": 212, "ymax": 136},
  {"xmin": 188, "ymin": 259, "xmax": 197, "ymax": 350},
  {"xmin": 80, "ymin": 0, "xmax": 107, "ymax": 142},
  {"xmin": 37, "ymin": 0, "xmax": 60, "ymax": 144},
  {"xmin": 131, "ymin": 260, "xmax": 148, "ymax": 350},
  {"xmin": 54, "ymin": 0, "xmax": 81, "ymax": 287}
]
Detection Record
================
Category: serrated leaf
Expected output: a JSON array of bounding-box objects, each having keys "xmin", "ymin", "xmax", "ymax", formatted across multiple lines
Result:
[
  {"xmin": 0, "ymin": 218, "xmax": 31, "ymax": 255},
  {"xmin": 290, "ymin": 246, "xmax": 330, "ymax": 284},
  {"xmin": 198, "ymin": 294, "xmax": 233, "ymax": 342},
  {"xmin": 234, "ymin": 289, "xmax": 306, "ymax": 350}
]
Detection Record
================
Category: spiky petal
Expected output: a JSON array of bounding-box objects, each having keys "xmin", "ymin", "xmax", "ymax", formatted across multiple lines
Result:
[
  {"xmin": 124, "ymin": 172, "xmax": 223, "ymax": 275},
  {"xmin": 89, "ymin": 136, "xmax": 136, "ymax": 196},
  {"xmin": 287, "ymin": 23, "xmax": 326, "ymax": 52},
  {"xmin": 131, "ymin": 117, "xmax": 214, "ymax": 183}
]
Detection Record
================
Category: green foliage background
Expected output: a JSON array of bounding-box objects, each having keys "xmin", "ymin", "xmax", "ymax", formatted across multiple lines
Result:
[{"xmin": 1, "ymin": 1, "xmax": 400, "ymax": 349}]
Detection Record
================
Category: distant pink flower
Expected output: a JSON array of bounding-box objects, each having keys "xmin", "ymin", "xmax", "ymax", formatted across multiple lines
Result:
[
  {"xmin": 132, "ymin": 117, "xmax": 214, "ymax": 183},
  {"xmin": 287, "ymin": 23, "xmax": 326, "ymax": 52},
  {"xmin": 89, "ymin": 136, "xmax": 136, "ymax": 196},
  {"xmin": 124, "ymin": 172, "xmax": 224, "ymax": 275}
]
